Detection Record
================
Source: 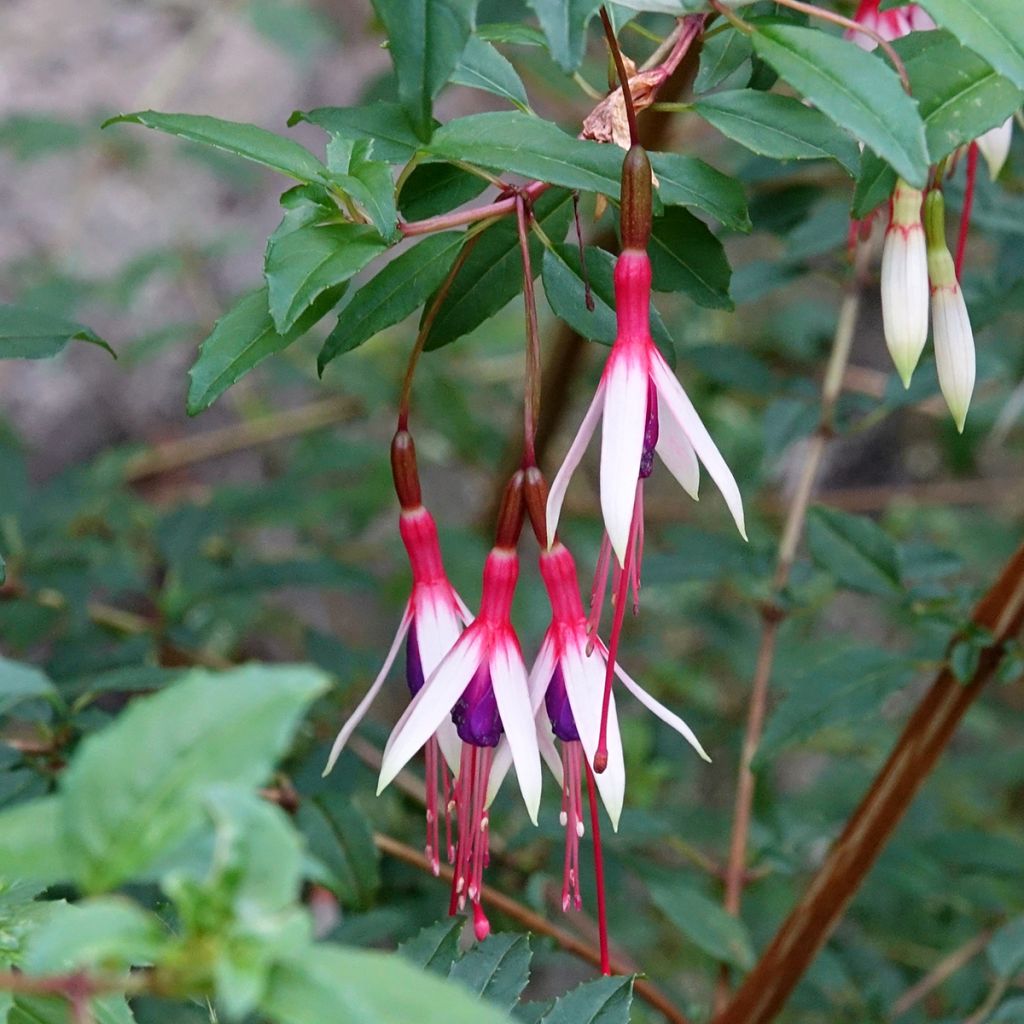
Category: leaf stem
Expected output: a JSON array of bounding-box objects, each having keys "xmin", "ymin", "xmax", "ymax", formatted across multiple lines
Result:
[
  {"xmin": 515, "ymin": 194, "xmax": 542, "ymax": 466},
  {"xmin": 600, "ymin": 7, "xmax": 640, "ymax": 146}
]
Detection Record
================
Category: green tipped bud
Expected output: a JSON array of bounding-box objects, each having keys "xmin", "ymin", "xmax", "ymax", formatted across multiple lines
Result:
[{"xmin": 620, "ymin": 144, "xmax": 652, "ymax": 250}]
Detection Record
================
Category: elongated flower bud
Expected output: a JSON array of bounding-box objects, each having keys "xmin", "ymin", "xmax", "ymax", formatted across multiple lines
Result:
[
  {"xmin": 925, "ymin": 190, "xmax": 975, "ymax": 433},
  {"xmin": 881, "ymin": 180, "xmax": 929, "ymax": 388},
  {"xmin": 976, "ymin": 117, "xmax": 1013, "ymax": 181},
  {"xmin": 620, "ymin": 145, "xmax": 652, "ymax": 250}
]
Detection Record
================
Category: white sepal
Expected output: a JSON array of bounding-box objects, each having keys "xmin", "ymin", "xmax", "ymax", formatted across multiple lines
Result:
[
  {"xmin": 932, "ymin": 284, "xmax": 976, "ymax": 434},
  {"xmin": 881, "ymin": 222, "xmax": 929, "ymax": 388}
]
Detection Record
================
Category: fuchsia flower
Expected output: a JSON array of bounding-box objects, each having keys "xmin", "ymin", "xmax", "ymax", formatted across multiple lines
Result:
[
  {"xmin": 528, "ymin": 539, "xmax": 709, "ymax": 910},
  {"xmin": 846, "ymin": 0, "xmax": 934, "ymax": 48},
  {"xmin": 545, "ymin": 149, "xmax": 746, "ymax": 569},
  {"xmin": 324, "ymin": 430, "xmax": 469, "ymax": 874},
  {"xmin": 377, "ymin": 473, "xmax": 541, "ymax": 937}
]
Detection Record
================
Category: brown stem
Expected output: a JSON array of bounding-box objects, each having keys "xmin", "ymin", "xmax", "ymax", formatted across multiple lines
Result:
[
  {"xmin": 373, "ymin": 832, "xmax": 693, "ymax": 1024},
  {"xmin": 716, "ymin": 237, "xmax": 875, "ymax": 1010},
  {"xmin": 600, "ymin": 7, "xmax": 639, "ymax": 145},
  {"xmin": 516, "ymin": 194, "xmax": 541, "ymax": 466},
  {"xmin": 714, "ymin": 541, "xmax": 1024, "ymax": 1024}
]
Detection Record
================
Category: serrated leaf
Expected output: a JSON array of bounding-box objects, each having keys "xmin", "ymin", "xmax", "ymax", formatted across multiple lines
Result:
[
  {"xmin": 648, "ymin": 881, "xmax": 755, "ymax": 969},
  {"xmin": 525, "ymin": 0, "xmax": 603, "ymax": 72},
  {"xmin": 916, "ymin": 0, "xmax": 1024, "ymax": 91},
  {"xmin": 806, "ymin": 506, "xmax": 903, "ymax": 597},
  {"xmin": 297, "ymin": 792, "xmax": 380, "ymax": 908},
  {"xmin": 398, "ymin": 920, "xmax": 463, "ymax": 975},
  {"xmin": 333, "ymin": 156, "xmax": 399, "ymax": 241},
  {"xmin": 265, "ymin": 222, "xmax": 386, "ymax": 333},
  {"xmin": 694, "ymin": 89, "xmax": 860, "ymax": 175},
  {"xmin": 448, "ymin": 933, "xmax": 531, "ymax": 1011},
  {"xmin": 751, "ymin": 23, "xmax": 929, "ymax": 186},
  {"xmin": 290, "ymin": 103, "xmax": 424, "ymax": 163},
  {"xmin": 538, "ymin": 975, "xmax": 634, "ymax": 1024},
  {"xmin": 649, "ymin": 208, "xmax": 733, "ymax": 310},
  {"xmin": 187, "ymin": 285, "xmax": 343, "ymax": 414},
  {"xmin": 452, "ymin": 35, "xmax": 530, "ymax": 109},
  {"xmin": 0, "ymin": 657, "xmax": 59, "ymax": 717},
  {"xmin": 104, "ymin": 110, "xmax": 329, "ymax": 183},
  {"xmin": 59, "ymin": 664, "xmax": 328, "ymax": 892},
  {"xmin": 398, "ymin": 163, "xmax": 489, "ymax": 220},
  {"xmin": 541, "ymin": 243, "xmax": 674, "ymax": 349},
  {"xmin": 425, "ymin": 188, "xmax": 573, "ymax": 348},
  {"xmin": 695, "ymin": 29, "xmax": 753, "ymax": 92},
  {"xmin": 647, "ymin": 151, "xmax": 751, "ymax": 231},
  {"xmin": 0, "ymin": 306, "xmax": 115, "ymax": 360},
  {"xmin": 373, "ymin": 0, "xmax": 477, "ymax": 139},
  {"xmin": 319, "ymin": 232, "xmax": 465, "ymax": 370}
]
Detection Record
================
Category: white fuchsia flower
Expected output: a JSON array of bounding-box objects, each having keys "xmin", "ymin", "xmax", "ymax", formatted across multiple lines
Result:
[
  {"xmin": 881, "ymin": 179, "xmax": 929, "ymax": 388},
  {"xmin": 925, "ymin": 190, "xmax": 976, "ymax": 433},
  {"xmin": 324, "ymin": 431, "xmax": 469, "ymax": 874},
  {"xmin": 976, "ymin": 117, "xmax": 1014, "ymax": 180}
]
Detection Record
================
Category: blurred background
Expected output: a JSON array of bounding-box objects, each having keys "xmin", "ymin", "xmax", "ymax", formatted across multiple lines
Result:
[{"xmin": 3, "ymin": 2, "xmax": 1024, "ymax": 1021}]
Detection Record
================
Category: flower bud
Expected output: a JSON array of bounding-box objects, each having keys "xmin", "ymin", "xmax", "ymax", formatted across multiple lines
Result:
[
  {"xmin": 881, "ymin": 179, "xmax": 929, "ymax": 388},
  {"xmin": 620, "ymin": 144, "xmax": 652, "ymax": 250},
  {"xmin": 390, "ymin": 429, "xmax": 422, "ymax": 510},
  {"xmin": 925, "ymin": 190, "xmax": 976, "ymax": 433},
  {"xmin": 976, "ymin": 117, "xmax": 1013, "ymax": 181}
]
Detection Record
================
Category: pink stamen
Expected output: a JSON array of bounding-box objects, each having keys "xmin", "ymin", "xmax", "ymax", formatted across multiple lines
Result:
[
  {"xmin": 587, "ymin": 535, "xmax": 613, "ymax": 649},
  {"xmin": 560, "ymin": 742, "xmax": 585, "ymax": 911},
  {"xmin": 424, "ymin": 737, "xmax": 440, "ymax": 875},
  {"xmin": 472, "ymin": 900, "xmax": 491, "ymax": 941},
  {"xmin": 584, "ymin": 761, "xmax": 611, "ymax": 975},
  {"xmin": 449, "ymin": 742, "xmax": 494, "ymax": 932},
  {"xmin": 443, "ymin": 761, "xmax": 455, "ymax": 864},
  {"xmin": 955, "ymin": 142, "xmax": 979, "ymax": 281}
]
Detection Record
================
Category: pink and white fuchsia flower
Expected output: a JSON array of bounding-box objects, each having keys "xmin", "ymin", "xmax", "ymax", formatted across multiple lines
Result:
[
  {"xmin": 323, "ymin": 430, "xmax": 470, "ymax": 874},
  {"xmin": 377, "ymin": 473, "xmax": 541, "ymax": 938},
  {"xmin": 545, "ymin": 149, "xmax": 746, "ymax": 570},
  {"xmin": 846, "ymin": 0, "xmax": 934, "ymax": 48}
]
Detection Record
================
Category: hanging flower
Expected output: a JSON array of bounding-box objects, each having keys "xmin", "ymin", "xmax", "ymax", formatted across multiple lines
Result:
[
  {"xmin": 976, "ymin": 117, "xmax": 1014, "ymax": 180},
  {"xmin": 323, "ymin": 430, "xmax": 469, "ymax": 874},
  {"xmin": 377, "ymin": 472, "xmax": 541, "ymax": 937},
  {"xmin": 881, "ymin": 179, "xmax": 929, "ymax": 387},
  {"xmin": 545, "ymin": 146, "xmax": 746, "ymax": 570},
  {"xmin": 846, "ymin": 0, "xmax": 934, "ymax": 49}
]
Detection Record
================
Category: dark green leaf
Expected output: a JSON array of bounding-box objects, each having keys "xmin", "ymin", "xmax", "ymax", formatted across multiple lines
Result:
[
  {"xmin": 916, "ymin": 0, "xmax": 1024, "ymax": 91},
  {"xmin": 265, "ymin": 222, "xmax": 386, "ymax": 333},
  {"xmin": 333, "ymin": 155, "xmax": 399, "ymax": 241},
  {"xmin": 297, "ymin": 792, "xmax": 380, "ymax": 907},
  {"xmin": 751, "ymin": 24, "xmax": 929, "ymax": 186},
  {"xmin": 476, "ymin": 23, "xmax": 547, "ymax": 46},
  {"xmin": 648, "ymin": 880, "xmax": 755, "ymax": 969},
  {"xmin": 0, "ymin": 657, "xmax": 58, "ymax": 717},
  {"xmin": 649, "ymin": 208, "xmax": 733, "ymax": 310},
  {"xmin": 398, "ymin": 920, "xmax": 463, "ymax": 975},
  {"xmin": 397, "ymin": 163, "xmax": 489, "ymax": 220},
  {"xmin": 187, "ymin": 285, "xmax": 343, "ymax": 414},
  {"xmin": 538, "ymin": 976, "xmax": 634, "ymax": 1024},
  {"xmin": 373, "ymin": 0, "xmax": 477, "ymax": 139},
  {"xmin": 319, "ymin": 232, "xmax": 464, "ymax": 371},
  {"xmin": 694, "ymin": 89, "xmax": 860, "ymax": 175},
  {"xmin": 695, "ymin": 29, "xmax": 753, "ymax": 92},
  {"xmin": 541, "ymin": 243, "xmax": 674, "ymax": 349},
  {"xmin": 989, "ymin": 916, "xmax": 1024, "ymax": 977},
  {"xmin": 289, "ymin": 104, "xmax": 423, "ymax": 163},
  {"xmin": 451, "ymin": 36, "xmax": 530, "ymax": 109},
  {"xmin": 851, "ymin": 149, "xmax": 898, "ymax": 219},
  {"xmin": 647, "ymin": 151, "xmax": 751, "ymax": 231},
  {"xmin": 103, "ymin": 111, "xmax": 329, "ymax": 183},
  {"xmin": 59, "ymin": 664, "xmax": 328, "ymax": 892},
  {"xmin": 425, "ymin": 188, "xmax": 574, "ymax": 348},
  {"xmin": 0, "ymin": 306, "xmax": 115, "ymax": 360},
  {"xmin": 448, "ymin": 933, "xmax": 531, "ymax": 1011},
  {"xmin": 806, "ymin": 506, "xmax": 903, "ymax": 596},
  {"xmin": 525, "ymin": 0, "xmax": 603, "ymax": 71}
]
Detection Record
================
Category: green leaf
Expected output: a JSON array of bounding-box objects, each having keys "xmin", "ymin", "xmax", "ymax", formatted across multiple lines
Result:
[
  {"xmin": 448, "ymin": 933, "xmax": 532, "ymax": 1011},
  {"xmin": 989, "ymin": 916, "xmax": 1024, "ymax": 977},
  {"xmin": 695, "ymin": 29, "xmax": 753, "ymax": 92},
  {"xmin": 10, "ymin": 994, "xmax": 135, "ymax": 1024},
  {"xmin": 756, "ymin": 648, "xmax": 915, "ymax": 762},
  {"xmin": 103, "ymin": 110, "xmax": 329, "ymax": 183},
  {"xmin": 648, "ymin": 880, "xmax": 755, "ymax": 969},
  {"xmin": 477, "ymin": 23, "xmax": 547, "ymax": 47},
  {"xmin": 0, "ymin": 306, "xmax": 115, "ymax": 360},
  {"xmin": 187, "ymin": 285, "xmax": 343, "ymax": 414},
  {"xmin": 525, "ymin": 0, "xmax": 603, "ymax": 71},
  {"xmin": 648, "ymin": 208, "xmax": 733, "ymax": 310},
  {"xmin": 319, "ymin": 232, "xmax": 465, "ymax": 371},
  {"xmin": 332, "ymin": 155, "xmax": 399, "ymax": 241},
  {"xmin": 427, "ymin": 112, "xmax": 624, "ymax": 195},
  {"xmin": 451, "ymin": 36, "xmax": 530, "ymax": 110},
  {"xmin": 541, "ymin": 243, "xmax": 675, "ymax": 349},
  {"xmin": 290, "ymin": 103, "xmax": 424, "ymax": 163},
  {"xmin": 373, "ymin": 0, "xmax": 477, "ymax": 139},
  {"xmin": 694, "ymin": 89, "xmax": 860, "ymax": 175},
  {"xmin": 916, "ymin": 0, "xmax": 1024, "ymax": 91},
  {"xmin": 22, "ymin": 899, "xmax": 166, "ymax": 974},
  {"xmin": 538, "ymin": 976, "xmax": 634, "ymax": 1024},
  {"xmin": 0, "ymin": 798, "xmax": 69, "ymax": 886},
  {"xmin": 262, "ymin": 946, "xmax": 513, "ymax": 1024},
  {"xmin": 397, "ymin": 163, "xmax": 489, "ymax": 220},
  {"xmin": 852, "ymin": 149, "xmax": 899, "ymax": 219},
  {"xmin": 806, "ymin": 506, "xmax": 903, "ymax": 597},
  {"xmin": 0, "ymin": 657, "xmax": 59, "ymax": 717},
  {"xmin": 751, "ymin": 23, "xmax": 929, "ymax": 186},
  {"xmin": 647, "ymin": 152, "xmax": 751, "ymax": 232},
  {"xmin": 297, "ymin": 792, "xmax": 380, "ymax": 908},
  {"xmin": 59, "ymin": 664, "xmax": 328, "ymax": 892},
  {"xmin": 425, "ymin": 188, "xmax": 574, "ymax": 349},
  {"xmin": 265, "ymin": 221, "xmax": 386, "ymax": 334},
  {"xmin": 398, "ymin": 920, "xmax": 463, "ymax": 976}
]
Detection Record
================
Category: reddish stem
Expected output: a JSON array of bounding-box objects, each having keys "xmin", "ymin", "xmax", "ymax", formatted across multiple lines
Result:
[
  {"xmin": 585, "ymin": 761, "xmax": 612, "ymax": 975},
  {"xmin": 955, "ymin": 142, "xmax": 979, "ymax": 280}
]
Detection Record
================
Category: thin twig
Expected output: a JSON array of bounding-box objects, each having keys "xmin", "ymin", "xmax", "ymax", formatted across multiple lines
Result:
[
  {"xmin": 892, "ymin": 927, "xmax": 996, "ymax": 1018},
  {"xmin": 516, "ymin": 194, "xmax": 542, "ymax": 465},
  {"xmin": 716, "ymin": 236, "xmax": 875, "ymax": 1010},
  {"xmin": 373, "ymin": 832, "xmax": 693, "ymax": 1024},
  {"xmin": 600, "ymin": 7, "xmax": 640, "ymax": 145}
]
